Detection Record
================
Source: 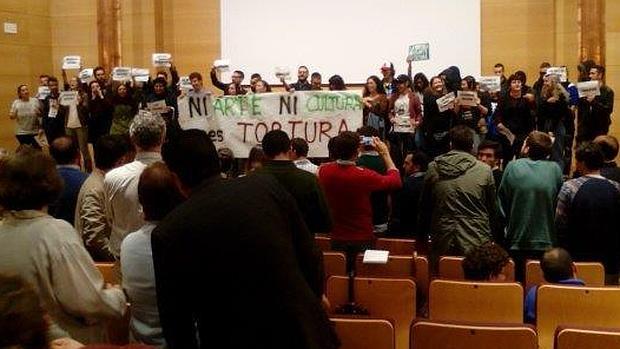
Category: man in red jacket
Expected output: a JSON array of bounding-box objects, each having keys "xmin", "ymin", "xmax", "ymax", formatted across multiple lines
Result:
[{"xmin": 318, "ymin": 131, "xmax": 402, "ymax": 268}]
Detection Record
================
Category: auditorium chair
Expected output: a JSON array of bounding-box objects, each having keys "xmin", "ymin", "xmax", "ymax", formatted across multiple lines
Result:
[
  {"xmin": 555, "ymin": 326, "xmax": 620, "ymax": 349},
  {"xmin": 326, "ymin": 276, "xmax": 415, "ymax": 349},
  {"xmin": 438, "ymin": 256, "xmax": 516, "ymax": 281},
  {"xmin": 332, "ymin": 317, "xmax": 395, "ymax": 349},
  {"xmin": 525, "ymin": 260, "xmax": 604, "ymax": 290},
  {"xmin": 537, "ymin": 284, "xmax": 620, "ymax": 349},
  {"xmin": 428, "ymin": 279, "xmax": 523, "ymax": 323},
  {"xmin": 374, "ymin": 238, "xmax": 416, "ymax": 255},
  {"xmin": 411, "ymin": 320, "xmax": 537, "ymax": 349},
  {"xmin": 323, "ymin": 251, "xmax": 347, "ymax": 278},
  {"xmin": 96, "ymin": 263, "xmax": 129, "ymax": 344},
  {"xmin": 315, "ymin": 234, "xmax": 331, "ymax": 252}
]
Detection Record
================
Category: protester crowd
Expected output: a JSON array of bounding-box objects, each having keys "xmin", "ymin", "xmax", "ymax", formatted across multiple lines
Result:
[{"xmin": 1, "ymin": 58, "xmax": 618, "ymax": 349}]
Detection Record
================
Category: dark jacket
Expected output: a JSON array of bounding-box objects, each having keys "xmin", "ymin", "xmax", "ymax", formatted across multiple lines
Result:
[
  {"xmin": 151, "ymin": 174, "xmax": 339, "ymax": 349},
  {"xmin": 577, "ymin": 85, "xmax": 614, "ymax": 142},
  {"xmin": 42, "ymin": 94, "xmax": 69, "ymax": 142},
  {"xmin": 259, "ymin": 161, "xmax": 332, "ymax": 234},
  {"xmin": 419, "ymin": 150, "xmax": 497, "ymax": 266},
  {"xmin": 390, "ymin": 172, "xmax": 425, "ymax": 238}
]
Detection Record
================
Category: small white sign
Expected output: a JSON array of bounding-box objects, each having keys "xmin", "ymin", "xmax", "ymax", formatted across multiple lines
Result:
[
  {"xmin": 78, "ymin": 68, "xmax": 94, "ymax": 83},
  {"xmin": 393, "ymin": 116, "xmax": 414, "ymax": 133},
  {"xmin": 112, "ymin": 67, "xmax": 132, "ymax": 81},
  {"xmin": 479, "ymin": 76, "xmax": 501, "ymax": 93},
  {"xmin": 152, "ymin": 53, "xmax": 171, "ymax": 68},
  {"xmin": 147, "ymin": 100, "xmax": 168, "ymax": 114},
  {"xmin": 214, "ymin": 59, "xmax": 230, "ymax": 71},
  {"xmin": 546, "ymin": 67, "xmax": 568, "ymax": 82},
  {"xmin": 132, "ymin": 68, "xmax": 150, "ymax": 82},
  {"xmin": 37, "ymin": 86, "xmax": 50, "ymax": 100},
  {"xmin": 59, "ymin": 91, "xmax": 78, "ymax": 106},
  {"xmin": 436, "ymin": 92, "xmax": 456, "ymax": 112},
  {"xmin": 62, "ymin": 55, "xmax": 81, "ymax": 70},
  {"xmin": 457, "ymin": 90, "xmax": 478, "ymax": 107},
  {"xmin": 363, "ymin": 250, "xmax": 390, "ymax": 264},
  {"xmin": 407, "ymin": 43, "xmax": 430, "ymax": 62},
  {"xmin": 178, "ymin": 76, "xmax": 193, "ymax": 90},
  {"xmin": 3, "ymin": 22, "xmax": 17, "ymax": 34},
  {"xmin": 275, "ymin": 66, "xmax": 290, "ymax": 80},
  {"xmin": 577, "ymin": 81, "xmax": 601, "ymax": 98}
]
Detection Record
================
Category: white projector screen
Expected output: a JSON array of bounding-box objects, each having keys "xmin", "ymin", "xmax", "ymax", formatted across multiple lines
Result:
[{"xmin": 221, "ymin": 0, "xmax": 481, "ymax": 85}]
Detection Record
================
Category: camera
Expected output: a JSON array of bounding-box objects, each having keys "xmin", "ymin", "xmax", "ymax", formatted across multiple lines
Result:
[{"xmin": 360, "ymin": 136, "xmax": 374, "ymax": 146}]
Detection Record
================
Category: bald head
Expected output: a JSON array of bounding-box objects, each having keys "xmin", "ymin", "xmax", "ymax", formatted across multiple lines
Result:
[
  {"xmin": 541, "ymin": 248, "xmax": 575, "ymax": 283},
  {"xmin": 138, "ymin": 162, "xmax": 185, "ymax": 221},
  {"xmin": 50, "ymin": 136, "xmax": 79, "ymax": 165}
]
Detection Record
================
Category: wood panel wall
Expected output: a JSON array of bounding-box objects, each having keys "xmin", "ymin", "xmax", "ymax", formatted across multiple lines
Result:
[{"xmin": 0, "ymin": 0, "xmax": 618, "ymax": 152}]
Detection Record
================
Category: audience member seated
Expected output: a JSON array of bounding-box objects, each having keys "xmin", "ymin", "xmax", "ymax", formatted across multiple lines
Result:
[
  {"xmin": 357, "ymin": 126, "xmax": 390, "ymax": 235},
  {"xmin": 0, "ymin": 148, "xmax": 126, "ymax": 343},
  {"xmin": 121, "ymin": 162, "xmax": 184, "ymax": 346},
  {"xmin": 259, "ymin": 130, "xmax": 331, "ymax": 234},
  {"xmin": 499, "ymin": 131, "xmax": 563, "ymax": 281},
  {"xmin": 290, "ymin": 137, "xmax": 319, "ymax": 175},
  {"xmin": 594, "ymin": 135, "xmax": 620, "ymax": 183},
  {"xmin": 477, "ymin": 140, "xmax": 503, "ymax": 188},
  {"xmin": 524, "ymin": 248, "xmax": 584, "ymax": 323},
  {"xmin": 389, "ymin": 150, "xmax": 429, "ymax": 238},
  {"xmin": 418, "ymin": 126, "xmax": 499, "ymax": 271},
  {"xmin": 556, "ymin": 142, "xmax": 620, "ymax": 285},
  {"xmin": 153, "ymin": 129, "xmax": 339, "ymax": 348},
  {"xmin": 462, "ymin": 242, "xmax": 510, "ymax": 281},
  {"xmin": 318, "ymin": 131, "xmax": 401, "ymax": 270},
  {"xmin": 104, "ymin": 112, "xmax": 166, "ymax": 259},
  {"xmin": 48, "ymin": 136, "xmax": 88, "ymax": 225},
  {"xmin": 75, "ymin": 135, "xmax": 130, "ymax": 261}
]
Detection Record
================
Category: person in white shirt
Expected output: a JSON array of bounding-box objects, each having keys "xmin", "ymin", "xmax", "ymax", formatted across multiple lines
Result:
[
  {"xmin": 0, "ymin": 148, "xmax": 126, "ymax": 343},
  {"xmin": 104, "ymin": 112, "xmax": 166, "ymax": 258},
  {"xmin": 290, "ymin": 137, "xmax": 318, "ymax": 175},
  {"xmin": 9, "ymin": 84, "xmax": 42, "ymax": 148},
  {"xmin": 121, "ymin": 162, "xmax": 184, "ymax": 346}
]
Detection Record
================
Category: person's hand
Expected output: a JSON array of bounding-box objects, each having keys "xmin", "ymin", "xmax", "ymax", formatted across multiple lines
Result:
[
  {"xmin": 497, "ymin": 123, "xmax": 507, "ymax": 132},
  {"xmin": 525, "ymin": 93, "xmax": 535, "ymax": 103},
  {"xmin": 210, "ymin": 66, "xmax": 217, "ymax": 73},
  {"xmin": 547, "ymin": 96, "xmax": 558, "ymax": 103},
  {"xmin": 406, "ymin": 57, "xmax": 413, "ymax": 64},
  {"xmin": 373, "ymin": 137, "xmax": 389, "ymax": 156},
  {"xmin": 50, "ymin": 338, "xmax": 83, "ymax": 349}
]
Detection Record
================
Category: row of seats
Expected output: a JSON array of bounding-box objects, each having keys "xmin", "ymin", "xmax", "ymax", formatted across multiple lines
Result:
[
  {"xmin": 323, "ymin": 251, "xmax": 605, "ymax": 290},
  {"xmin": 326, "ymin": 276, "xmax": 620, "ymax": 349},
  {"xmin": 333, "ymin": 318, "xmax": 620, "ymax": 349}
]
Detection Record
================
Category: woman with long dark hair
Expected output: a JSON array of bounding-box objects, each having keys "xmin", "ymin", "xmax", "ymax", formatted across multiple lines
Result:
[
  {"xmin": 328, "ymin": 75, "xmax": 346, "ymax": 91},
  {"xmin": 109, "ymin": 83, "xmax": 138, "ymax": 135},
  {"xmin": 362, "ymin": 75, "xmax": 389, "ymax": 138}
]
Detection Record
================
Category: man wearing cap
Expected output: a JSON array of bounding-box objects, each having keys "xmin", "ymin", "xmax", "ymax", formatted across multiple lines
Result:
[{"xmin": 381, "ymin": 62, "xmax": 396, "ymax": 97}]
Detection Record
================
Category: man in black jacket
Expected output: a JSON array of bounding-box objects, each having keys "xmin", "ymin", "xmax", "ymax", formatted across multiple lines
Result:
[
  {"xmin": 153, "ymin": 129, "xmax": 338, "ymax": 349},
  {"xmin": 577, "ymin": 65, "xmax": 615, "ymax": 143}
]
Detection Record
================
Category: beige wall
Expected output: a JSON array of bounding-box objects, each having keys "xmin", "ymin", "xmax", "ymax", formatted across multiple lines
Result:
[
  {"xmin": 0, "ymin": 0, "xmax": 52, "ymax": 149},
  {"xmin": 0, "ymin": 0, "xmax": 618, "ymax": 151},
  {"xmin": 606, "ymin": 0, "xmax": 620, "ymax": 138}
]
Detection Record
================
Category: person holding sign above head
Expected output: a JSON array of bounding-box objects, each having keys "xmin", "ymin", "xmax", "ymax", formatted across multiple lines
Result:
[
  {"xmin": 35, "ymin": 74, "xmax": 50, "ymax": 100},
  {"xmin": 388, "ymin": 74, "xmax": 422, "ymax": 168},
  {"xmin": 576, "ymin": 64, "xmax": 615, "ymax": 144},
  {"xmin": 493, "ymin": 73, "xmax": 536, "ymax": 163},
  {"xmin": 362, "ymin": 75, "xmax": 390, "ymax": 139},
  {"xmin": 9, "ymin": 84, "xmax": 43, "ymax": 148},
  {"xmin": 422, "ymin": 76, "xmax": 456, "ymax": 158},
  {"xmin": 86, "ymin": 80, "xmax": 113, "ymax": 145},
  {"xmin": 210, "ymin": 66, "xmax": 247, "ymax": 95},
  {"xmin": 282, "ymin": 65, "xmax": 312, "ymax": 92},
  {"xmin": 310, "ymin": 72, "xmax": 322, "ymax": 90}
]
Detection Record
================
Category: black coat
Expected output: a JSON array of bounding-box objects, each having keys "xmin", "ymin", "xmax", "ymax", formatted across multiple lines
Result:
[{"xmin": 151, "ymin": 174, "xmax": 339, "ymax": 349}]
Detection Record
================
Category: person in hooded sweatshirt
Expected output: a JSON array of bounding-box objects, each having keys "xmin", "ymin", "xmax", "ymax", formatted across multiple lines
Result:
[{"xmin": 418, "ymin": 125, "xmax": 499, "ymax": 272}]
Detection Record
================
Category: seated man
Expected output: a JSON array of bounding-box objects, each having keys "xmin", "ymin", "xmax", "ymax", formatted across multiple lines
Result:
[
  {"xmin": 389, "ymin": 150, "xmax": 429, "ymax": 238},
  {"xmin": 462, "ymin": 242, "xmax": 510, "ymax": 282},
  {"xmin": 524, "ymin": 248, "xmax": 585, "ymax": 323}
]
